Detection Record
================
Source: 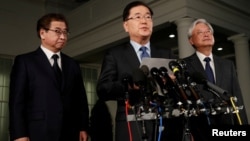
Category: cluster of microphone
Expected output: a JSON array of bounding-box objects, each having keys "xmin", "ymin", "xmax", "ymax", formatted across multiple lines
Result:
[{"xmin": 122, "ymin": 59, "xmax": 243, "ymax": 119}]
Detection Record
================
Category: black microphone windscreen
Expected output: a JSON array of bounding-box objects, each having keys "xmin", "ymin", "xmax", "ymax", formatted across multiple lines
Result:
[
  {"xmin": 159, "ymin": 66, "xmax": 168, "ymax": 74},
  {"xmin": 168, "ymin": 61, "xmax": 176, "ymax": 70},
  {"xmin": 191, "ymin": 72, "xmax": 228, "ymax": 98},
  {"xmin": 168, "ymin": 60, "xmax": 181, "ymax": 74},
  {"xmin": 177, "ymin": 59, "xmax": 187, "ymax": 70},
  {"xmin": 121, "ymin": 73, "xmax": 133, "ymax": 85},
  {"xmin": 150, "ymin": 67, "xmax": 159, "ymax": 77},
  {"xmin": 133, "ymin": 68, "xmax": 146, "ymax": 85},
  {"xmin": 140, "ymin": 65, "xmax": 149, "ymax": 76}
]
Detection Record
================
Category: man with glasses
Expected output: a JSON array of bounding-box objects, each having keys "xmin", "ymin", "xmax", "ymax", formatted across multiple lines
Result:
[
  {"xmin": 9, "ymin": 13, "xmax": 89, "ymax": 141},
  {"xmin": 182, "ymin": 18, "xmax": 248, "ymax": 141},
  {"xmin": 96, "ymin": 1, "xmax": 179, "ymax": 141}
]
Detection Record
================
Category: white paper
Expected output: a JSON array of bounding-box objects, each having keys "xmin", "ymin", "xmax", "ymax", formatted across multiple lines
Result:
[{"xmin": 140, "ymin": 58, "xmax": 175, "ymax": 74}]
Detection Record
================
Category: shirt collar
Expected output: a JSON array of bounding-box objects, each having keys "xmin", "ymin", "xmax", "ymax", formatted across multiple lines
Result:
[
  {"xmin": 40, "ymin": 45, "xmax": 61, "ymax": 60},
  {"xmin": 130, "ymin": 40, "xmax": 151, "ymax": 52},
  {"xmin": 196, "ymin": 51, "xmax": 213, "ymax": 62}
]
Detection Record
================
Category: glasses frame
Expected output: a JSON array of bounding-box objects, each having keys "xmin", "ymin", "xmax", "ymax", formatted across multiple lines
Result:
[
  {"xmin": 196, "ymin": 30, "xmax": 213, "ymax": 36},
  {"xmin": 45, "ymin": 28, "xmax": 70, "ymax": 37},
  {"xmin": 126, "ymin": 14, "xmax": 152, "ymax": 21}
]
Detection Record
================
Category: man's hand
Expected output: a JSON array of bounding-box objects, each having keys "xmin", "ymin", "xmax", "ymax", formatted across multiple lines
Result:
[
  {"xmin": 79, "ymin": 131, "xmax": 88, "ymax": 141},
  {"xmin": 14, "ymin": 137, "xmax": 29, "ymax": 141}
]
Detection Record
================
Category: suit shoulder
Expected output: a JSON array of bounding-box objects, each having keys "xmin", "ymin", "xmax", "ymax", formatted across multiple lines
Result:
[
  {"xmin": 182, "ymin": 54, "xmax": 196, "ymax": 60},
  {"xmin": 61, "ymin": 53, "xmax": 71, "ymax": 59},
  {"xmin": 182, "ymin": 56, "xmax": 192, "ymax": 62},
  {"xmin": 108, "ymin": 44, "xmax": 129, "ymax": 52},
  {"xmin": 61, "ymin": 53, "xmax": 78, "ymax": 64},
  {"xmin": 214, "ymin": 55, "xmax": 234, "ymax": 66},
  {"xmin": 14, "ymin": 50, "xmax": 38, "ymax": 60},
  {"xmin": 104, "ymin": 44, "xmax": 132, "ymax": 59}
]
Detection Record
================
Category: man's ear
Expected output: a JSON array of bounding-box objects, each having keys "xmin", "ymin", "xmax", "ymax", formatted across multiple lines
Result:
[
  {"xmin": 40, "ymin": 29, "xmax": 46, "ymax": 39},
  {"xmin": 123, "ymin": 22, "xmax": 128, "ymax": 32},
  {"xmin": 189, "ymin": 37, "xmax": 194, "ymax": 45}
]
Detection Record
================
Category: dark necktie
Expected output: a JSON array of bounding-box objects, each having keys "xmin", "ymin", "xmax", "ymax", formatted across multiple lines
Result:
[
  {"xmin": 204, "ymin": 57, "xmax": 215, "ymax": 84},
  {"xmin": 52, "ymin": 54, "xmax": 62, "ymax": 84},
  {"xmin": 140, "ymin": 46, "xmax": 150, "ymax": 59}
]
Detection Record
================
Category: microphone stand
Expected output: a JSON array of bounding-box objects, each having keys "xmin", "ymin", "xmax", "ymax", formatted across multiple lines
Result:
[
  {"xmin": 141, "ymin": 120, "xmax": 148, "ymax": 141},
  {"xmin": 138, "ymin": 84, "xmax": 149, "ymax": 141},
  {"xmin": 182, "ymin": 103, "xmax": 194, "ymax": 141}
]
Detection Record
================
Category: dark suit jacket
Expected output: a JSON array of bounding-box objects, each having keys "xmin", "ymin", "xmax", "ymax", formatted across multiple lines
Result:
[
  {"xmin": 9, "ymin": 47, "xmax": 89, "ymax": 141},
  {"xmin": 97, "ymin": 43, "xmax": 176, "ymax": 101},
  {"xmin": 182, "ymin": 53, "xmax": 248, "ymax": 140},
  {"xmin": 96, "ymin": 43, "xmax": 178, "ymax": 141}
]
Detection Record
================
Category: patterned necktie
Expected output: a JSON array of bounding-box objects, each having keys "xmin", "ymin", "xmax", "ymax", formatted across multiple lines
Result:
[
  {"xmin": 204, "ymin": 57, "xmax": 215, "ymax": 84},
  {"xmin": 52, "ymin": 54, "xmax": 62, "ymax": 84},
  {"xmin": 140, "ymin": 46, "xmax": 150, "ymax": 59}
]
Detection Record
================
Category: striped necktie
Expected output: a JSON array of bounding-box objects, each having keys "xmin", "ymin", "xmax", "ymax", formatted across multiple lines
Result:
[{"xmin": 140, "ymin": 46, "xmax": 150, "ymax": 59}]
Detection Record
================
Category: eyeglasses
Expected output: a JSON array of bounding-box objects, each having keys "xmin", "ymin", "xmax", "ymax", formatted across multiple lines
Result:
[
  {"xmin": 196, "ymin": 30, "xmax": 212, "ymax": 36},
  {"xmin": 45, "ymin": 28, "xmax": 70, "ymax": 37},
  {"xmin": 126, "ymin": 14, "xmax": 152, "ymax": 21}
]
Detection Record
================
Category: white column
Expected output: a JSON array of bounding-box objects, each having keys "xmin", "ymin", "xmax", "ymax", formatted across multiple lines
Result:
[
  {"xmin": 175, "ymin": 17, "xmax": 195, "ymax": 58},
  {"xmin": 228, "ymin": 33, "xmax": 250, "ymax": 123},
  {"xmin": 105, "ymin": 101, "xmax": 117, "ymax": 141}
]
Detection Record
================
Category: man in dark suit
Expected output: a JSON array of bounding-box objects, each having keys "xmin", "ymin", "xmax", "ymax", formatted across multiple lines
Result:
[
  {"xmin": 96, "ymin": 1, "xmax": 180, "ymax": 141},
  {"xmin": 182, "ymin": 18, "xmax": 248, "ymax": 141},
  {"xmin": 9, "ymin": 13, "xmax": 89, "ymax": 141}
]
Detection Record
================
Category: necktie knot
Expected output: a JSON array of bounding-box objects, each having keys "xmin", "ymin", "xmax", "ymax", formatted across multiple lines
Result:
[
  {"xmin": 52, "ymin": 54, "xmax": 59, "ymax": 61},
  {"xmin": 204, "ymin": 57, "xmax": 215, "ymax": 83},
  {"xmin": 52, "ymin": 54, "xmax": 60, "ymax": 69},
  {"xmin": 204, "ymin": 57, "xmax": 211, "ymax": 63},
  {"xmin": 140, "ymin": 46, "xmax": 150, "ymax": 59}
]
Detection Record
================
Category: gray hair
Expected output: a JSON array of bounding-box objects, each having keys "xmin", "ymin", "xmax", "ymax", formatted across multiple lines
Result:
[{"xmin": 187, "ymin": 18, "xmax": 214, "ymax": 39}]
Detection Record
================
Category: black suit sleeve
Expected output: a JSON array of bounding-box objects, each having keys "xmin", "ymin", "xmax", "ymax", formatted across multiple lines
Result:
[{"xmin": 96, "ymin": 49, "xmax": 125, "ymax": 101}]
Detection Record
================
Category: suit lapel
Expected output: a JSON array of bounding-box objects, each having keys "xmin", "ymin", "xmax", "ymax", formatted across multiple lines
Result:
[
  {"xmin": 35, "ymin": 48, "xmax": 62, "ymax": 90},
  {"xmin": 190, "ymin": 54, "xmax": 207, "ymax": 77},
  {"xmin": 188, "ymin": 54, "xmax": 223, "ymax": 85},
  {"xmin": 59, "ymin": 53, "xmax": 68, "ymax": 91},
  {"xmin": 124, "ymin": 43, "xmax": 140, "ymax": 67},
  {"xmin": 213, "ymin": 55, "xmax": 222, "ymax": 85}
]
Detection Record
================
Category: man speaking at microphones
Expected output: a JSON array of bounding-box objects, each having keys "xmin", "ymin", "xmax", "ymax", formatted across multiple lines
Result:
[
  {"xmin": 96, "ymin": 1, "xmax": 179, "ymax": 141},
  {"xmin": 97, "ymin": 1, "xmax": 178, "ymax": 141},
  {"xmin": 182, "ymin": 18, "xmax": 248, "ymax": 141}
]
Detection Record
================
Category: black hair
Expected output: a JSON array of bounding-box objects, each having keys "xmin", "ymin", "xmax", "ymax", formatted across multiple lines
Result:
[
  {"xmin": 122, "ymin": 1, "xmax": 153, "ymax": 21},
  {"xmin": 36, "ymin": 13, "xmax": 69, "ymax": 38}
]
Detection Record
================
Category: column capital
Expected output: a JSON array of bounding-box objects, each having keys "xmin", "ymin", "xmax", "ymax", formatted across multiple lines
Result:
[
  {"xmin": 174, "ymin": 17, "xmax": 194, "ymax": 25},
  {"xmin": 228, "ymin": 33, "xmax": 249, "ymax": 42}
]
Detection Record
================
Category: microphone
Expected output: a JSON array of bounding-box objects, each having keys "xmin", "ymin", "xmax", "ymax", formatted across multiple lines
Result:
[
  {"xmin": 169, "ymin": 61, "xmax": 182, "ymax": 77},
  {"xmin": 158, "ymin": 66, "xmax": 176, "ymax": 88},
  {"xmin": 121, "ymin": 73, "xmax": 133, "ymax": 100},
  {"xmin": 176, "ymin": 60, "xmax": 202, "ymax": 103},
  {"xmin": 140, "ymin": 65, "xmax": 150, "ymax": 77},
  {"xmin": 150, "ymin": 67, "xmax": 167, "ymax": 95},
  {"xmin": 121, "ymin": 73, "xmax": 133, "ymax": 89},
  {"xmin": 169, "ymin": 61, "xmax": 190, "ymax": 105},
  {"xmin": 140, "ymin": 65, "xmax": 158, "ymax": 97},
  {"xmin": 191, "ymin": 72, "xmax": 228, "ymax": 102},
  {"xmin": 133, "ymin": 68, "xmax": 147, "ymax": 87},
  {"xmin": 168, "ymin": 60, "xmax": 187, "ymax": 86},
  {"xmin": 133, "ymin": 68, "xmax": 150, "ymax": 112},
  {"xmin": 158, "ymin": 66, "xmax": 181, "ymax": 102}
]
